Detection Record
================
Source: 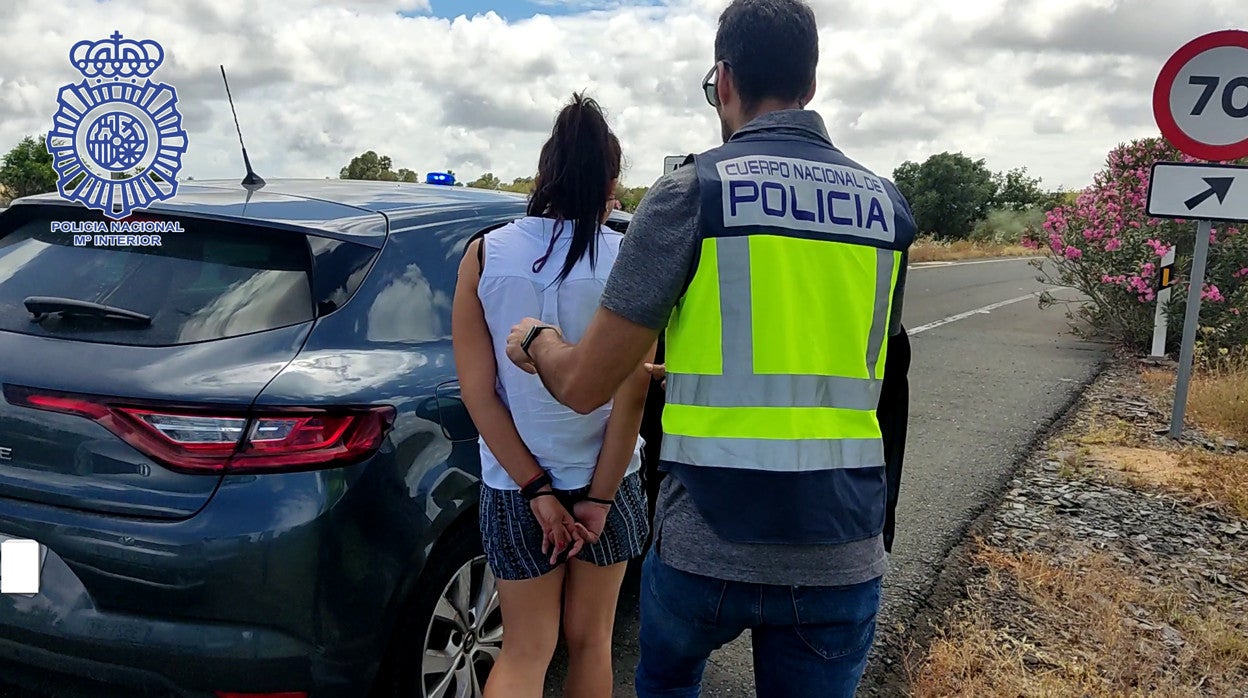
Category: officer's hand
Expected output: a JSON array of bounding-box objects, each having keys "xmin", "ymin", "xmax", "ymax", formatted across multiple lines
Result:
[
  {"xmin": 644, "ymin": 362, "xmax": 666, "ymax": 390},
  {"xmin": 505, "ymin": 318, "xmax": 544, "ymax": 374}
]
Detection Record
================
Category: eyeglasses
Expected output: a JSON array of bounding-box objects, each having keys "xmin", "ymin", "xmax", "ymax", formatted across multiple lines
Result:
[{"xmin": 702, "ymin": 61, "xmax": 729, "ymax": 108}]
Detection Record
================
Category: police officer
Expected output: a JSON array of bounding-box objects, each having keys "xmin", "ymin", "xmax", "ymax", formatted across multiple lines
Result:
[{"xmin": 505, "ymin": 1, "xmax": 915, "ymax": 695}]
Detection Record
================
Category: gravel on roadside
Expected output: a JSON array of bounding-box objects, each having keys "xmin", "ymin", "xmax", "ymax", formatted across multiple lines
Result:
[{"xmin": 901, "ymin": 361, "xmax": 1248, "ymax": 696}]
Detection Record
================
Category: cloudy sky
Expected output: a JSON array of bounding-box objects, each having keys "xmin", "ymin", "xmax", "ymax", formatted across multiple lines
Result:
[{"xmin": 0, "ymin": 0, "xmax": 1240, "ymax": 191}]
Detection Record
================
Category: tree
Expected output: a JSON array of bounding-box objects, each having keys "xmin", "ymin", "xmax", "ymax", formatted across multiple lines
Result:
[
  {"xmin": 1045, "ymin": 188, "xmax": 1077, "ymax": 210},
  {"xmin": 0, "ymin": 135, "xmax": 56, "ymax": 200},
  {"xmin": 892, "ymin": 152, "xmax": 998, "ymax": 240},
  {"xmin": 993, "ymin": 166, "xmax": 1046, "ymax": 211},
  {"xmin": 339, "ymin": 151, "xmax": 417, "ymax": 182},
  {"xmin": 110, "ymin": 168, "xmax": 166, "ymax": 183},
  {"xmin": 615, "ymin": 185, "xmax": 650, "ymax": 213},
  {"xmin": 467, "ymin": 172, "xmax": 501, "ymax": 190},
  {"xmin": 499, "ymin": 176, "xmax": 534, "ymax": 194}
]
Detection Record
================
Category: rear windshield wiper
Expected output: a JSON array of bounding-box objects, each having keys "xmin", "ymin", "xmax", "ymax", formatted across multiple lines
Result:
[{"xmin": 24, "ymin": 296, "xmax": 152, "ymax": 326}]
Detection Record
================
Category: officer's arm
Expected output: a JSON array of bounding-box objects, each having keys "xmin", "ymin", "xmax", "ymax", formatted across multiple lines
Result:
[
  {"xmin": 518, "ymin": 168, "xmax": 696, "ymax": 414},
  {"xmin": 525, "ymin": 309, "xmax": 660, "ymax": 415}
]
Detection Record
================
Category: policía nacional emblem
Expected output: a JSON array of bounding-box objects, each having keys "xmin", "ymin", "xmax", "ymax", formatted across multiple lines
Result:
[{"xmin": 46, "ymin": 32, "xmax": 188, "ymax": 220}]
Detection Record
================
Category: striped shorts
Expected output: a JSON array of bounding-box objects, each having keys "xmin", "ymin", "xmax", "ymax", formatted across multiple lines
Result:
[{"xmin": 479, "ymin": 471, "xmax": 650, "ymax": 581}]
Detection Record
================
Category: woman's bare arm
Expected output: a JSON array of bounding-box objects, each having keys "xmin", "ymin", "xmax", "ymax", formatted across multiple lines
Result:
[{"xmin": 451, "ymin": 239, "xmax": 545, "ymax": 488}]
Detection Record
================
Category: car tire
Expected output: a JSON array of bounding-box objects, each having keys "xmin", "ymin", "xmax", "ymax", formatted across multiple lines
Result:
[{"xmin": 375, "ymin": 526, "xmax": 502, "ymax": 698}]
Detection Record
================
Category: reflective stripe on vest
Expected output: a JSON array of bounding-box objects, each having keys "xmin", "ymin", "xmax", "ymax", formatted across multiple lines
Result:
[
  {"xmin": 662, "ymin": 236, "xmax": 902, "ymax": 471},
  {"xmin": 658, "ymin": 134, "xmax": 915, "ymax": 544}
]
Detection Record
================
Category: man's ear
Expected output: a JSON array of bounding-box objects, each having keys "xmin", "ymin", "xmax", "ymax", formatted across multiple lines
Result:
[
  {"xmin": 716, "ymin": 61, "xmax": 733, "ymax": 109},
  {"xmin": 800, "ymin": 79, "xmax": 817, "ymax": 108}
]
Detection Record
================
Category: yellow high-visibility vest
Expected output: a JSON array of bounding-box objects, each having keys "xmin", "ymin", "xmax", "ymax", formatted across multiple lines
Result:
[{"xmin": 659, "ymin": 135, "xmax": 915, "ymax": 544}]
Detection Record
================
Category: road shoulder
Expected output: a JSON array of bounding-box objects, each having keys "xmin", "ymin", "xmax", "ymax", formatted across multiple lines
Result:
[
  {"xmin": 858, "ymin": 344, "xmax": 1108, "ymax": 697},
  {"xmin": 897, "ymin": 359, "xmax": 1248, "ymax": 695}
]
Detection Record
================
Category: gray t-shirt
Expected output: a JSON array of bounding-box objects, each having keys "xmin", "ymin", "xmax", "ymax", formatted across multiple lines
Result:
[{"xmin": 599, "ymin": 109, "xmax": 905, "ymax": 587}]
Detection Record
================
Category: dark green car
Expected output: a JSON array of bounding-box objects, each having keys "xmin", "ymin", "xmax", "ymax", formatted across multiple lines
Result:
[{"xmin": 0, "ymin": 179, "xmax": 632, "ymax": 698}]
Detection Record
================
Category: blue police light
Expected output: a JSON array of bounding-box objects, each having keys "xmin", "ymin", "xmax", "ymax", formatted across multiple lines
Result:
[{"xmin": 426, "ymin": 172, "xmax": 455, "ymax": 186}]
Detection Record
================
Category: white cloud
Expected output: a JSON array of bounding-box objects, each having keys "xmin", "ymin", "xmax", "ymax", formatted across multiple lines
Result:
[{"xmin": 0, "ymin": 0, "xmax": 1238, "ymax": 192}]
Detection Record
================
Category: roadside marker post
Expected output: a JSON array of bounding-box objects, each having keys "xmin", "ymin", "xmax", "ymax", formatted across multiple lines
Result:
[
  {"xmin": 1148, "ymin": 30, "xmax": 1248, "ymax": 438},
  {"xmin": 1150, "ymin": 246, "xmax": 1177, "ymax": 358}
]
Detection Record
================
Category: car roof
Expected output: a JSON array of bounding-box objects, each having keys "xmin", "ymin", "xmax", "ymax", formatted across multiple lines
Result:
[{"xmin": 11, "ymin": 179, "xmax": 633, "ymax": 246}]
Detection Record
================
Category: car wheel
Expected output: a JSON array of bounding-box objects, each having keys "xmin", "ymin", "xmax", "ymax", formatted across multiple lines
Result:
[{"xmin": 384, "ymin": 529, "xmax": 503, "ymax": 698}]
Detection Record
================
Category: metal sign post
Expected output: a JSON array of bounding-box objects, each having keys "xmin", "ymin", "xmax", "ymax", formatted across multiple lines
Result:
[
  {"xmin": 1149, "ymin": 30, "xmax": 1248, "ymax": 438},
  {"xmin": 1169, "ymin": 220, "xmax": 1212, "ymax": 438}
]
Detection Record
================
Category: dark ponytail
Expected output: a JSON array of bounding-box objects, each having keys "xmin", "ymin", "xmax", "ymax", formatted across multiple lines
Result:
[{"xmin": 527, "ymin": 93, "xmax": 622, "ymax": 285}]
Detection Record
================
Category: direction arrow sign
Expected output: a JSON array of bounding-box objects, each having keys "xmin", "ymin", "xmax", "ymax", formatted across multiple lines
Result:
[
  {"xmin": 1153, "ymin": 30, "xmax": 1248, "ymax": 161},
  {"xmin": 1147, "ymin": 162, "xmax": 1248, "ymax": 222},
  {"xmin": 1183, "ymin": 176, "xmax": 1234, "ymax": 209}
]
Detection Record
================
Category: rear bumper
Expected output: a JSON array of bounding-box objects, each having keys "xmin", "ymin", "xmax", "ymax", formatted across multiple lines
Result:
[
  {"xmin": 0, "ymin": 544, "xmax": 332, "ymax": 696},
  {"xmin": 0, "ymin": 461, "xmax": 410, "ymax": 698},
  {"xmin": 0, "ymin": 635, "xmax": 197, "ymax": 697},
  {"xmin": 0, "ymin": 439, "xmax": 476, "ymax": 697}
]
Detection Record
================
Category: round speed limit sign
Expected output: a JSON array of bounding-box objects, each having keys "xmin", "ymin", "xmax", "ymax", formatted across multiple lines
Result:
[{"xmin": 1154, "ymin": 30, "xmax": 1248, "ymax": 161}]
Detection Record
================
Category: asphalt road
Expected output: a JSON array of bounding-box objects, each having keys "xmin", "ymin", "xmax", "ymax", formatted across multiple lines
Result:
[
  {"xmin": 560, "ymin": 257, "xmax": 1107, "ymax": 697},
  {"xmin": 1, "ymin": 258, "xmax": 1104, "ymax": 697}
]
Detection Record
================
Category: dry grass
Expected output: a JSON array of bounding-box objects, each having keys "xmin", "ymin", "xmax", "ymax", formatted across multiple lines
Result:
[
  {"xmin": 1088, "ymin": 446, "xmax": 1199, "ymax": 490},
  {"xmin": 1077, "ymin": 410, "xmax": 1140, "ymax": 448},
  {"xmin": 909, "ymin": 544, "xmax": 1248, "ymax": 697},
  {"xmin": 1190, "ymin": 360, "xmax": 1248, "ymax": 442},
  {"xmin": 1134, "ymin": 360, "xmax": 1248, "ymax": 517},
  {"xmin": 909, "ymin": 238, "xmax": 1037, "ymax": 263},
  {"xmin": 1141, "ymin": 357, "xmax": 1248, "ymax": 443},
  {"xmin": 1088, "ymin": 445, "xmax": 1248, "ymax": 518},
  {"xmin": 909, "ymin": 360, "xmax": 1248, "ymax": 696},
  {"xmin": 1183, "ymin": 451, "xmax": 1248, "ymax": 520}
]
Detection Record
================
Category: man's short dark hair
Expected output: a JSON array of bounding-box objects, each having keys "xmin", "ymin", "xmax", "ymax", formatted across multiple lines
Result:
[{"xmin": 715, "ymin": 0, "xmax": 818, "ymax": 108}]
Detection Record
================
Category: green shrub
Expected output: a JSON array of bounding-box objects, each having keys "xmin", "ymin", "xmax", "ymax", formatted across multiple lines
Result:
[{"xmin": 971, "ymin": 207, "xmax": 1046, "ymax": 245}]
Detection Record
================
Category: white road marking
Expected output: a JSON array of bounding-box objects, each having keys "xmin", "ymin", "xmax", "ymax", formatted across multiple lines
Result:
[
  {"xmin": 909, "ymin": 293, "xmax": 1040, "ymax": 336},
  {"xmin": 909, "ymin": 256, "xmax": 1041, "ymax": 269}
]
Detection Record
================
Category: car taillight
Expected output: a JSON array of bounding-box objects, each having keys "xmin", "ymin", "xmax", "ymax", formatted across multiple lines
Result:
[
  {"xmin": 230, "ymin": 412, "xmax": 390, "ymax": 470},
  {"xmin": 3, "ymin": 385, "xmax": 394, "ymax": 475}
]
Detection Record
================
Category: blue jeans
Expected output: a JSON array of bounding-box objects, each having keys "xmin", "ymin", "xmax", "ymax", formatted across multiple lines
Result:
[{"xmin": 635, "ymin": 549, "xmax": 882, "ymax": 698}]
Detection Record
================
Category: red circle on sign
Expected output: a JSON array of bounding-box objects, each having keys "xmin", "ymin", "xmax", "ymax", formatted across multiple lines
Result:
[{"xmin": 1153, "ymin": 29, "xmax": 1248, "ymax": 162}]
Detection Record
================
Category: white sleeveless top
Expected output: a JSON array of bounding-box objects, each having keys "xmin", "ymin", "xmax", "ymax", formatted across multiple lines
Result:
[{"xmin": 477, "ymin": 216, "xmax": 644, "ymax": 490}]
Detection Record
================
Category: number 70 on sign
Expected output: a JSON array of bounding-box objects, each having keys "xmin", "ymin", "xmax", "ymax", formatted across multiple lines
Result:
[{"xmin": 1187, "ymin": 75, "xmax": 1248, "ymax": 118}]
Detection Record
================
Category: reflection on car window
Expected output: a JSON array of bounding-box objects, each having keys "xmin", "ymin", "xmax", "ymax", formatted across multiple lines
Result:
[
  {"xmin": 0, "ymin": 210, "xmax": 315, "ymax": 346},
  {"xmin": 367, "ymin": 262, "xmax": 451, "ymax": 342},
  {"xmin": 307, "ymin": 236, "xmax": 378, "ymax": 316},
  {"xmin": 364, "ymin": 218, "xmax": 516, "ymax": 343}
]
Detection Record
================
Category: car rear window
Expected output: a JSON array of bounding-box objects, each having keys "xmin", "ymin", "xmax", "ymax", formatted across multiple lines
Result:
[{"xmin": 0, "ymin": 206, "xmax": 316, "ymax": 346}]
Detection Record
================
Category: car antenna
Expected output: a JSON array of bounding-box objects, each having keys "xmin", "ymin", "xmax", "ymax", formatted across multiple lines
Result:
[{"xmin": 219, "ymin": 65, "xmax": 265, "ymax": 193}]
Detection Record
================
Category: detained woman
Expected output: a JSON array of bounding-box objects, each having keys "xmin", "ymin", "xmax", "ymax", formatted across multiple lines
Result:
[{"xmin": 451, "ymin": 93, "xmax": 653, "ymax": 698}]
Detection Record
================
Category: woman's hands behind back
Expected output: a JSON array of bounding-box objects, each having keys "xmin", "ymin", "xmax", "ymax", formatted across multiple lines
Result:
[{"xmin": 529, "ymin": 493, "xmax": 600, "ymax": 565}]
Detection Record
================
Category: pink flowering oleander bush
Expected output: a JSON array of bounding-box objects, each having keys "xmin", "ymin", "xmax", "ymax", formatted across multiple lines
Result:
[{"xmin": 1025, "ymin": 137, "xmax": 1248, "ymax": 360}]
